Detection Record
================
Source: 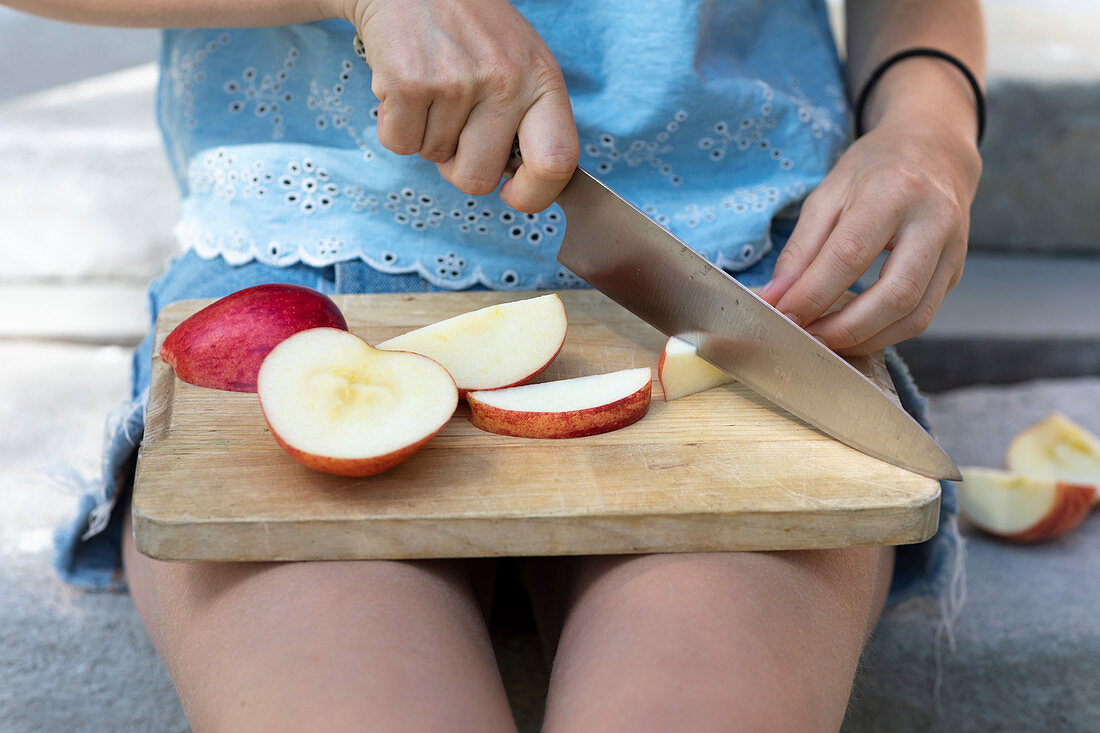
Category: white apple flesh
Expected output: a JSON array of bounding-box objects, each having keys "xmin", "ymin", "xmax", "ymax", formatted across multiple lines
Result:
[
  {"xmin": 467, "ymin": 367, "xmax": 652, "ymax": 439},
  {"xmin": 377, "ymin": 294, "xmax": 567, "ymax": 395},
  {"xmin": 956, "ymin": 467, "xmax": 1095, "ymax": 543},
  {"xmin": 657, "ymin": 336, "xmax": 735, "ymax": 401},
  {"xmin": 257, "ymin": 328, "xmax": 458, "ymax": 477},
  {"xmin": 1006, "ymin": 412, "xmax": 1100, "ymax": 505}
]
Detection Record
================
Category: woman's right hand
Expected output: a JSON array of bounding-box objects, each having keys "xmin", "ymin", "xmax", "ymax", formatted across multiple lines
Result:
[{"xmin": 345, "ymin": 0, "xmax": 579, "ymax": 212}]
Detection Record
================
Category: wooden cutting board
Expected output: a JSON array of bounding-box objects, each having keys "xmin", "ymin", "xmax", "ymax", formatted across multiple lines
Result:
[{"xmin": 132, "ymin": 289, "xmax": 940, "ymax": 562}]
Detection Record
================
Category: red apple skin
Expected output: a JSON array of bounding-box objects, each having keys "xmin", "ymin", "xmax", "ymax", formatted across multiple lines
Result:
[
  {"xmin": 1001, "ymin": 482, "xmax": 1096, "ymax": 543},
  {"xmin": 160, "ymin": 284, "xmax": 348, "ymax": 392},
  {"xmin": 467, "ymin": 382, "xmax": 652, "ymax": 439},
  {"xmin": 265, "ymin": 423, "xmax": 444, "ymax": 477}
]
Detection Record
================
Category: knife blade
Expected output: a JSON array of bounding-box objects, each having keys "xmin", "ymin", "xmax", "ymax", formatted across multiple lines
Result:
[{"xmin": 552, "ymin": 166, "xmax": 961, "ymax": 481}]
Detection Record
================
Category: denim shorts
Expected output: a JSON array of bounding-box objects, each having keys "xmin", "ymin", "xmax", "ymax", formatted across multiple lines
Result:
[{"xmin": 54, "ymin": 232, "xmax": 962, "ymax": 611}]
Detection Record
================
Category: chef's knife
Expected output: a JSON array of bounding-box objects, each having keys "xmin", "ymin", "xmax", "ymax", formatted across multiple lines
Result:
[{"xmin": 548, "ymin": 165, "xmax": 960, "ymax": 481}]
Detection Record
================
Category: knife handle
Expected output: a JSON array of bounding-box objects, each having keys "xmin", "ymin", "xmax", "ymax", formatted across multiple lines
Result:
[{"xmin": 505, "ymin": 136, "xmax": 522, "ymax": 177}]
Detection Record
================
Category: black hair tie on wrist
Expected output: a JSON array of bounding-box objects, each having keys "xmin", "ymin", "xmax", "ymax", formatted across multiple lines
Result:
[{"xmin": 854, "ymin": 47, "xmax": 986, "ymax": 146}]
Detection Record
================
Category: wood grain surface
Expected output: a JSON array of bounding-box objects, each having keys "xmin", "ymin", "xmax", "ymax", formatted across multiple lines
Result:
[{"xmin": 132, "ymin": 290, "xmax": 940, "ymax": 561}]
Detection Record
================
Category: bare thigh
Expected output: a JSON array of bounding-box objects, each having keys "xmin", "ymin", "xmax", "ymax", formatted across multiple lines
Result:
[
  {"xmin": 530, "ymin": 547, "xmax": 894, "ymax": 733},
  {"xmin": 122, "ymin": 509, "xmax": 515, "ymax": 733}
]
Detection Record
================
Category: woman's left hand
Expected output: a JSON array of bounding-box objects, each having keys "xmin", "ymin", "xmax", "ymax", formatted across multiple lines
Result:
[{"xmin": 758, "ymin": 115, "xmax": 981, "ymax": 356}]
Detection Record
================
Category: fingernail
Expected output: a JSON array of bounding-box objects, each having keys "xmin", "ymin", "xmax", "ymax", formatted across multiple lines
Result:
[
  {"xmin": 783, "ymin": 311, "xmax": 802, "ymax": 327},
  {"xmin": 758, "ymin": 278, "xmax": 775, "ymax": 297}
]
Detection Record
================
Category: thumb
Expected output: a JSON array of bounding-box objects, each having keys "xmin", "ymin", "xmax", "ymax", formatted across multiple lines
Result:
[{"xmin": 499, "ymin": 87, "xmax": 578, "ymax": 213}]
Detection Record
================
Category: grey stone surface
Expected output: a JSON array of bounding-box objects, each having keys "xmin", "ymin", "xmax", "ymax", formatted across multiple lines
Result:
[
  {"xmin": 970, "ymin": 79, "xmax": 1100, "ymax": 254},
  {"xmin": 870, "ymin": 251, "xmax": 1100, "ymax": 390},
  {"xmin": 0, "ymin": 342, "xmax": 186, "ymax": 733},
  {"xmin": 843, "ymin": 377, "xmax": 1100, "ymax": 733}
]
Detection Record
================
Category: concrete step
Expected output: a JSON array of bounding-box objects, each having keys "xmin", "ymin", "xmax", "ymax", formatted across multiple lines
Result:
[
  {"xmin": 0, "ymin": 64, "xmax": 180, "ymax": 285},
  {"xmin": 868, "ymin": 251, "xmax": 1100, "ymax": 391},
  {"xmin": 970, "ymin": 0, "xmax": 1100, "ymax": 255},
  {"xmin": 0, "ymin": 8, "xmax": 159, "ymax": 103},
  {"xmin": 826, "ymin": 0, "xmax": 1100, "ymax": 256},
  {"xmin": 0, "ymin": 283, "xmax": 148, "ymax": 345}
]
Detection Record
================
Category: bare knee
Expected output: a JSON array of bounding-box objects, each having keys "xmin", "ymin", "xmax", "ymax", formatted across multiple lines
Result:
[
  {"xmin": 542, "ymin": 548, "xmax": 894, "ymax": 733},
  {"xmin": 122, "ymin": 508, "xmax": 516, "ymax": 732}
]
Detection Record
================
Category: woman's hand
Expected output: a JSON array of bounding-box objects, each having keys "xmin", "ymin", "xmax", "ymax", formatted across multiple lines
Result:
[
  {"xmin": 347, "ymin": 0, "xmax": 579, "ymax": 212},
  {"xmin": 758, "ymin": 113, "xmax": 981, "ymax": 356}
]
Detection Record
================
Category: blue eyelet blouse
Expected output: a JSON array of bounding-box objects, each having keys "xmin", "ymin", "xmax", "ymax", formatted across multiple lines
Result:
[{"xmin": 157, "ymin": 0, "xmax": 848, "ymax": 290}]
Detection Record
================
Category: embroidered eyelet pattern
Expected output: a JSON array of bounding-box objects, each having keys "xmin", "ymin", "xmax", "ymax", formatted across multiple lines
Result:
[
  {"xmin": 697, "ymin": 82, "xmax": 795, "ymax": 169},
  {"xmin": 243, "ymin": 161, "xmax": 275, "ymax": 198},
  {"xmin": 555, "ymin": 269, "xmax": 585, "ymax": 288},
  {"xmin": 787, "ymin": 77, "xmax": 844, "ymax": 140},
  {"xmin": 165, "ymin": 28, "xmax": 846, "ymax": 289},
  {"xmin": 584, "ymin": 110, "xmax": 687, "ymax": 185},
  {"xmin": 434, "ymin": 251, "xmax": 468, "ymax": 281},
  {"xmin": 308, "ymin": 59, "xmax": 377, "ymax": 162},
  {"xmin": 307, "ymin": 236, "xmax": 346, "ymax": 260},
  {"xmin": 639, "ymin": 204, "xmax": 672, "ymax": 229},
  {"xmin": 343, "ymin": 185, "xmax": 381, "ymax": 214},
  {"xmin": 499, "ymin": 208, "xmax": 562, "ymax": 245},
  {"xmin": 385, "ymin": 188, "xmax": 448, "ymax": 231},
  {"xmin": 165, "ymin": 33, "xmax": 232, "ymax": 131},
  {"xmin": 674, "ymin": 182, "xmax": 810, "ymax": 230},
  {"xmin": 278, "ymin": 159, "xmax": 340, "ymax": 213},
  {"xmin": 189, "ymin": 148, "xmax": 241, "ymax": 203},
  {"xmin": 224, "ymin": 46, "xmax": 299, "ymax": 140}
]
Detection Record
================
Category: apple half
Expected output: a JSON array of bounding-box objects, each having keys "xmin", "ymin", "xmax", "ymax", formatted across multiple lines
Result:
[
  {"xmin": 377, "ymin": 294, "xmax": 567, "ymax": 395},
  {"xmin": 161, "ymin": 283, "xmax": 348, "ymax": 392},
  {"xmin": 956, "ymin": 467, "xmax": 1095, "ymax": 543},
  {"xmin": 467, "ymin": 367, "xmax": 652, "ymax": 439},
  {"xmin": 257, "ymin": 327, "xmax": 458, "ymax": 477},
  {"xmin": 1006, "ymin": 412, "xmax": 1100, "ymax": 505},
  {"xmin": 657, "ymin": 336, "xmax": 735, "ymax": 401}
]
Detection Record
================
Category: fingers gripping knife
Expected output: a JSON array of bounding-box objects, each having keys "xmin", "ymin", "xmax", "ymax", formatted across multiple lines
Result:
[{"xmin": 508, "ymin": 141, "xmax": 960, "ymax": 481}]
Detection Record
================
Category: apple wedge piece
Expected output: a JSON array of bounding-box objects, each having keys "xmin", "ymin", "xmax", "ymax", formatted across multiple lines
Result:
[
  {"xmin": 1006, "ymin": 413, "xmax": 1100, "ymax": 505},
  {"xmin": 956, "ymin": 467, "xmax": 1095, "ymax": 543},
  {"xmin": 376, "ymin": 294, "xmax": 567, "ymax": 395},
  {"xmin": 161, "ymin": 283, "xmax": 348, "ymax": 392},
  {"xmin": 257, "ymin": 327, "xmax": 458, "ymax": 477},
  {"xmin": 658, "ymin": 336, "xmax": 735, "ymax": 401},
  {"xmin": 467, "ymin": 368, "xmax": 652, "ymax": 439}
]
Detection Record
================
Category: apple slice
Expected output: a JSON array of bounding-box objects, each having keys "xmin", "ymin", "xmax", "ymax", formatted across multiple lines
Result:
[
  {"xmin": 257, "ymin": 327, "xmax": 458, "ymax": 477},
  {"xmin": 376, "ymin": 294, "xmax": 567, "ymax": 395},
  {"xmin": 467, "ymin": 367, "xmax": 652, "ymax": 439},
  {"xmin": 956, "ymin": 467, "xmax": 1095, "ymax": 543},
  {"xmin": 658, "ymin": 336, "xmax": 735, "ymax": 401},
  {"xmin": 1006, "ymin": 412, "xmax": 1100, "ymax": 505},
  {"xmin": 161, "ymin": 283, "xmax": 348, "ymax": 392}
]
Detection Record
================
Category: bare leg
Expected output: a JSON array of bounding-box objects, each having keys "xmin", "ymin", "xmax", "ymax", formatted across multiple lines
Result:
[
  {"xmin": 122, "ymin": 509, "xmax": 516, "ymax": 733},
  {"xmin": 538, "ymin": 548, "xmax": 894, "ymax": 733}
]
